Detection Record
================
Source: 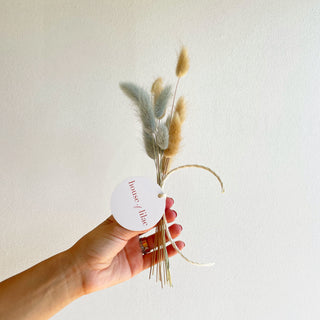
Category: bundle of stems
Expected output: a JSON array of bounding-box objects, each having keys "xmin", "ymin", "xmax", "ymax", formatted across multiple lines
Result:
[
  {"xmin": 120, "ymin": 47, "xmax": 190, "ymax": 287},
  {"xmin": 149, "ymin": 50, "xmax": 189, "ymax": 287}
]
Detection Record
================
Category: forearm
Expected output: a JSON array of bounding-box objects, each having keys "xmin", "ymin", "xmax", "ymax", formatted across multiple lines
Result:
[{"xmin": 0, "ymin": 250, "xmax": 83, "ymax": 320}]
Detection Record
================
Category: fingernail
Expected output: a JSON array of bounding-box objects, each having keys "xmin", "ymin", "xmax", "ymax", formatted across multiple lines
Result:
[
  {"xmin": 173, "ymin": 210, "xmax": 177, "ymax": 218},
  {"xmin": 170, "ymin": 197, "xmax": 174, "ymax": 204},
  {"xmin": 177, "ymin": 224, "xmax": 183, "ymax": 231},
  {"xmin": 181, "ymin": 241, "xmax": 185, "ymax": 248}
]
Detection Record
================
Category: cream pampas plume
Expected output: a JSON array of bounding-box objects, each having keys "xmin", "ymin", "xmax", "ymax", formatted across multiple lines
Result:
[
  {"xmin": 176, "ymin": 47, "xmax": 190, "ymax": 78},
  {"xmin": 119, "ymin": 82, "xmax": 156, "ymax": 133},
  {"xmin": 151, "ymin": 78, "xmax": 163, "ymax": 104},
  {"xmin": 164, "ymin": 112, "xmax": 182, "ymax": 157}
]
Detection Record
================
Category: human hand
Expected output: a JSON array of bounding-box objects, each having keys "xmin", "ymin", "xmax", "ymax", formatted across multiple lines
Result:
[{"xmin": 67, "ymin": 197, "xmax": 184, "ymax": 295}]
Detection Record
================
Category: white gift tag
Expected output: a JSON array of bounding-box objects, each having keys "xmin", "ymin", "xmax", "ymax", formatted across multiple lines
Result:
[{"xmin": 111, "ymin": 176, "xmax": 166, "ymax": 231}]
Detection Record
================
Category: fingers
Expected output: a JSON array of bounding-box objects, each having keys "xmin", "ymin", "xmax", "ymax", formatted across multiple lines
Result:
[
  {"xmin": 166, "ymin": 197, "xmax": 174, "ymax": 209},
  {"xmin": 144, "ymin": 223, "xmax": 182, "ymax": 251},
  {"xmin": 138, "ymin": 197, "xmax": 176, "ymax": 235},
  {"xmin": 165, "ymin": 196, "xmax": 176, "ymax": 223},
  {"xmin": 165, "ymin": 207, "xmax": 177, "ymax": 223},
  {"xmin": 143, "ymin": 241, "xmax": 185, "ymax": 270}
]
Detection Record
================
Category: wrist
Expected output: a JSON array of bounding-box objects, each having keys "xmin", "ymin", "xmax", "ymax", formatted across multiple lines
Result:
[{"xmin": 58, "ymin": 249, "xmax": 86, "ymax": 300}]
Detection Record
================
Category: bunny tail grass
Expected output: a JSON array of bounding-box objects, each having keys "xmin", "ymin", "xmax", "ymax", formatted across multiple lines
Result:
[
  {"xmin": 164, "ymin": 112, "xmax": 182, "ymax": 157},
  {"xmin": 154, "ymin": 85, "xmax": 172, "ymax": 119},
  {"xmin": 175, "ymin": 96, "xmax": 186, "ymax": 123},
  {"xmin": 155, "ymin": 123, "xmax": 169, "ymax": 150},
  {"xmin": 143, "ymin": 130, "xmax": 156, "ymax": 159},
  {"xmin": 120, "ymin": 82, "xmax": 156, "ymax": 133},
  {"xmin": 151, "ymin": 78, "xmax": 163, "ymax": 104},
  {"xmin": 176, "ymin": 46, "xmax": 190, "ymax": 78}
]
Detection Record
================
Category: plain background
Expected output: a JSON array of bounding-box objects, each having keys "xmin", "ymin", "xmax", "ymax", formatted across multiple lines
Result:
[{"xmin": 1, "ymin": 1, "xmax": 319, "ymax": 319}]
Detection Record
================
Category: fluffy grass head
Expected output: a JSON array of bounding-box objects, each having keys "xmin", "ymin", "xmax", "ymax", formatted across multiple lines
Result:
[
  {"xmin": 175, "ymin": 96, "xmax": 186, "ymax": 123},
  {"xmin": 142, "ymin": 130, "xmax": 156, "ymax": 159},
  {"xmin": 164, "ymin": 112, "xmax": 182, "ymax": 157},
  {"xmin": 155, "ymin": 123, "xmax": 169, "ymax": 150},
  {"xmin": 154, "ymin": 85, "xmax": 172, "ymax": 119},
  {"xmin": 120, "ymin": 82, "xmax": 156, "ymax": 133},
  {"xmin": 176, "ymin": 46, "xmax": 190, "ymax": 78},
  {"xmin": 151, "ymin": 78, "xmax": 163, "ymax": 104}
]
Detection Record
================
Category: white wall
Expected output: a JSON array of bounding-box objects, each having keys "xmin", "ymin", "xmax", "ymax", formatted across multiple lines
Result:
[{"xmin": 1, "ymin": 1, "xmax": 319, "ymax": 319}]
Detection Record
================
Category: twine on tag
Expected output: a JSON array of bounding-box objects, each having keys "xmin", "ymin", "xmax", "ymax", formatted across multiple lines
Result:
[{"xmin": 159, "ymin": 163, "xmax": 224, "ymax": 266}]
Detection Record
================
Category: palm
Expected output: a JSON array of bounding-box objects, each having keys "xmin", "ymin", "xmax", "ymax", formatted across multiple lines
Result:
[{"xmin": 110, "ymin": 236, "xmax": 144, "ymax": 283}]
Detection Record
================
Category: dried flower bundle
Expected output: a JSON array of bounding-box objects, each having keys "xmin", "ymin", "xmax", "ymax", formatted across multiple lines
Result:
[{"xmin": 120, "ymin": 47, "xmax": 224, "ymax": 287}]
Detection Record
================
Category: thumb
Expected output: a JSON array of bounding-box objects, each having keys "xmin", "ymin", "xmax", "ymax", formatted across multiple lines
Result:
[{"xmin": 103, "ymin": 215, "xmax": 153, "ymax": 242}]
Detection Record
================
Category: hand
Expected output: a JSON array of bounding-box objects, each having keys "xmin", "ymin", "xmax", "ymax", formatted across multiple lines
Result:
[{"xmin": 67, "ymin": 197, "xmax": 184, "ymax": 295}]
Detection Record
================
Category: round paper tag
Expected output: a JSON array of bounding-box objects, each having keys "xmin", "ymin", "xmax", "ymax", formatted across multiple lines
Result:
[{"xmin": 111, "ymin": 176, "xmax": 166, "ymax": 231}]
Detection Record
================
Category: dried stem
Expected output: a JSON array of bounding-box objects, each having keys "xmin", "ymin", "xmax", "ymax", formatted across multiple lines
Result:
[{"xmin": 149, "ymin": 126, "xmax": 173, "ymax": 287}]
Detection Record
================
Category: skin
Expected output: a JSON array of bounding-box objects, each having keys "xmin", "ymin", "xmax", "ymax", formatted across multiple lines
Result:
[{"xmin": 0, "ymin": 197, "xmax": 184, "ymax": 320}]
